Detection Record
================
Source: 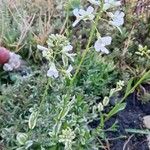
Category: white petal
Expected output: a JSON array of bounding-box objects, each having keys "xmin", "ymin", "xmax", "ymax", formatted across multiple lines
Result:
[
  {"xmin": 47, "ymin": 63, "xmax": 59, "ymax": 78},
  {"xmin": 94, "ymin": 39, "xmax": 102, "ymax": 52},
  {"xmin": 47, "ymin": 69, "xmax": 59, "ymax": 78},
  {"xmin": 12, "ymin": 61, "xmax": 21, "ymax": 69},
  {"xmin": 115, "ymin": 1, "xmax": 121, "ymax": 7},
  {"xmin": 103, "ymin": 3, "xmax": 110, "ymax": 10},
  {"xmin": 100, "ymin": 46, "xmax": 110, "ymax": 54},
  {"xmin": 88, "ymin": 0, "xmax": 100, "ymax": 6},
  {"xmin": 6, "ymin": 53, "xmax": 22, "ymax": 70},
  {"xmin": 66, "ymin": 53, "xmax": 76, "ymax": 62},
  {"xmin": 79, "ymin": 9, "xmax": 87, "ymax": 16},
  {"xmin": 72, "ymin": 19, "xmax": 80, "ymax": 27},
  {"xmin": 101, "ymin": 36, "xmax": 112, "ymax": 45},
  {"xmin": 114, "ymin": 11, "xmax": 124, "ymax": 17},
  {"xmin": 47, "ymin": 69, "xmax": 52, "ymax": 77},
  {"xmin": 63, "ymin": 45, "xmax": 73, "ymax": 52},
  {"xmin": 3, "ymin": 63, "xmax": 13, "ymax": 71},
  {"xmin": 53, "ymin": 72, "xmax": 59, "ymax": 78},
  {"xmin": 104, "ymin": 0, "xmax": 121, "ymax": 10},
  {"xmin": 110, "ymin": 18, "xmax": 124, "ymax": 27},
  {"xmin": 87, "ymin": 6, "xmax": 94, "ymax": 14},
  {"xmin": 119, "ymin": 12, "xmax": 125, "ymax": 18},
  {"xmin": 67, "ymin": 65, "xmax": 73, "ymax": 73},
  {"xmin": 73, "ymin": 8, "xmax": 79, "ymax": 17},
  {"xmin": 66, "ymin": 65, "xmax": 73, "ymax": 78},
  {"xmin": 37, "ymin": 45, "xmax": 48, "ymax": 51},
  {"xmin": 109, "ymin": 11, "xmax": 124, "ymax": 27}
]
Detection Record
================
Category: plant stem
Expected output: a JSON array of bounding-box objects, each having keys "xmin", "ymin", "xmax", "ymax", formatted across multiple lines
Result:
[
  {"xmin": 105, "ymin": 69, "xmax": 150, "ymax": 121},
  {"xmin": 70, "ymin": 4, "xmax": 104, "ymax": 86},
  {"xmin": 143, "ymin": 51, "xmax": 150, "ymax": 59},
  {"xmin": 121, "ymin": 69, "xmax": 150, "ymax": 102},
  {"xmin": 39, "ymin": 78, "xmax": 51, "ymax": 112}
]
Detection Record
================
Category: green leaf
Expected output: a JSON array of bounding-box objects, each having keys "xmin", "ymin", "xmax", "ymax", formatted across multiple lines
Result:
[
  {"xmin": 125, "ymin": 77, "xmax": 134, "ymax": 96},
  {"xmin": 125, "ymin": 129, "xmax": 150, "ymax": 135},
  {"xmin": 142, "ymin": 70, "xmax": 150, "ymax": 83},
  {"xmin": 106, "ymin": 103, "xmax": 126, "ymax": 121},
  {"xmin": 25, "ymin": 140, "xmax": 33, "ymax": 149},
  {"xmin": 100, "ymin": 112, "xmax": 104, "ymax": 128},
  {"xmin": 28, "ymin": 111, "xmax": 38, "ymax": 129},
  {"xmin": 102, "ymin": 96, "xmax": 109, "ymax": 106},
  {"xmin": 16, "ymin": 133, "xmax": 28, "ymax": 145}
]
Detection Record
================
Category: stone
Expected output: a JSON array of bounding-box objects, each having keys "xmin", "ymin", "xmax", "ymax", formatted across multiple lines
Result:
[{"xmin": 143, "ymin": 115, "xmax": 150, "ymax": 129}]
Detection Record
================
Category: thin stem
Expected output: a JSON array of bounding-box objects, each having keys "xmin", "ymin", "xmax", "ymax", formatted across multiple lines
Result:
[
  {"xmin": 143, "ymin": 51, "xmax": 150, "ymax": 59},
  {"xmin": 39, "ymin": 78, "xmax": 51, "ymax": 112},
  {"xmin": 105, "ymin": 69, "xmax": 150, "ymax": 121},
  {"xmin": 122, "ymin": 69, "xmax": 150, "ymax": 101},
  {"xmin": 70, "ymin": 4, "xmax": 104, "ymax": 86}
]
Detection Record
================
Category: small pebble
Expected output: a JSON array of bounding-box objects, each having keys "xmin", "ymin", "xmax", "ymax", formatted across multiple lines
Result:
[{"xmin": 143, "ymin": 115, "xmax": 150, "ymax": 129}]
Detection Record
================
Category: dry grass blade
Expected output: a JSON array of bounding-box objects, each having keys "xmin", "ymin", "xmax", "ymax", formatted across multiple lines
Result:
[{"xmin": 123, "ymin": 0, "xmax": 150, "ymax": 20}]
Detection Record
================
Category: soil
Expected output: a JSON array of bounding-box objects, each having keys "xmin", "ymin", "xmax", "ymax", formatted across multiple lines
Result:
[{"xmin": 105, "ymin": 92, "xmax": 150, "ymax": 150}]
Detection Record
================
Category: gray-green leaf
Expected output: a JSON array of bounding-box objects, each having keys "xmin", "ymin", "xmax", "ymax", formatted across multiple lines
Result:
[
  {"xmin": 28, "ymin": 111, "xmax": 38, "ymax": 129},
  {"xmin": 16, "ymin": 133, "xmax": 28, "ymax": 145}
]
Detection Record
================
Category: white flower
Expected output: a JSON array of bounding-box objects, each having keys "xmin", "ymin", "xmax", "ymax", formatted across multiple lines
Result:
[
  {"xmin": 72, "ymin": 6, "xmax": 95, "ymax": 27},
  {"xmin": 62, "ymin": 44, "xmax": 73, "ymax": 52},
  {"xmin": 94, "ymin": 36, "xmax": 112, "ymax": 54},
  {"xmin": 47, "ymin": 63, "xmax": 59, "ymax": 78},
  {"xmin": 88, "ymin": 0, "xmax": 121, "ymax": 10},
  {"xmin": 104, "ymin": 0, "xmax": 121, "ymax": 10},
  {"xmin": 37, "ymin": 45, "xmax": 52, "ymax": 60},
  {"xmin": 66, "ymin": 65, "xmax": 73, "ymax": 79},
  {"xmin": 3, "ymin": 52, "xmax": 21, "ymax": 71},
  {"xmin": 62, "ymin": 44, "xmax": 76, "ymax": 62},
  {"xmin": 88, "ymin": 0, "xmax": 100, "ymax": 6},
  {"xmin": 108, "ymin": 11, "xmax": 125, "ymax": 27}
]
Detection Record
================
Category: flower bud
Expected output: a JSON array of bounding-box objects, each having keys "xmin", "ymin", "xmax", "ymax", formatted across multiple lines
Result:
[{"xmin": 16, "ymin": 133, "xmax": 28, "ymax": 145}]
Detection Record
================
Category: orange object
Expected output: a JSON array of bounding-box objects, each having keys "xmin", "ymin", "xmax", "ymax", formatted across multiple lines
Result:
[{"xmin": 0, "ymin": 47, "xmax": 10, "ymax": 64}]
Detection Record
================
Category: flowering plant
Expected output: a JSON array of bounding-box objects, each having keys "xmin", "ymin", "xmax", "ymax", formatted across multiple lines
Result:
[
  {"xmin": 37, "ymin": 34, "xmax": 76, "ymax": 79},
  {"xmin": 1, "ymin": 0, "xmax": 138, "ymax": 150}
]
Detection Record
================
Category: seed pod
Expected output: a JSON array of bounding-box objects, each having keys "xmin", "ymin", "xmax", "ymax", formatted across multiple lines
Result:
[
  {"xmin": 97, "ymin": 102, "xmax": 104, "ymax": 112},
  {"xmin": 103, "ymin": 96, "xmax": 110, "ymax": 106}
]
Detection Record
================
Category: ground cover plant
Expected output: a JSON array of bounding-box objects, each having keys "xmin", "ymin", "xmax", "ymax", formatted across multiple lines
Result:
[{"xmin": 0, "ymin": 0, "xmax": 150, "ymax": 150}]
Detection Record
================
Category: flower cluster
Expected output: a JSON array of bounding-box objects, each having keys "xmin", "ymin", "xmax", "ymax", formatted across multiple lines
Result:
[
  {"xmin": 3, "ymin": 52, "xmax": 22, "ymax": 71},
  {"xmin": 135, "ymin": 44, "xmax": 150, "ymax": 57},
  {"xmin": 97, "ymin": 80, "xmax": 124, "ymax": 111},
  {"xmin": 59, "ymin": 127, "xmax": 76, "ymax": 150},
  {"xmin": 109, "ymin": 80, "xmax": 124, "ymax": 97},
  {"xmin": 37, "ymin": 34, "xmax": 76, "ymax": 79},
  {"xmin": 72, "ymin": 0, "xmax": 124, "ymax": 54},
  {"xmin": 97, "ymin": 96, "xmax": 110, "ymax": 111}
]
